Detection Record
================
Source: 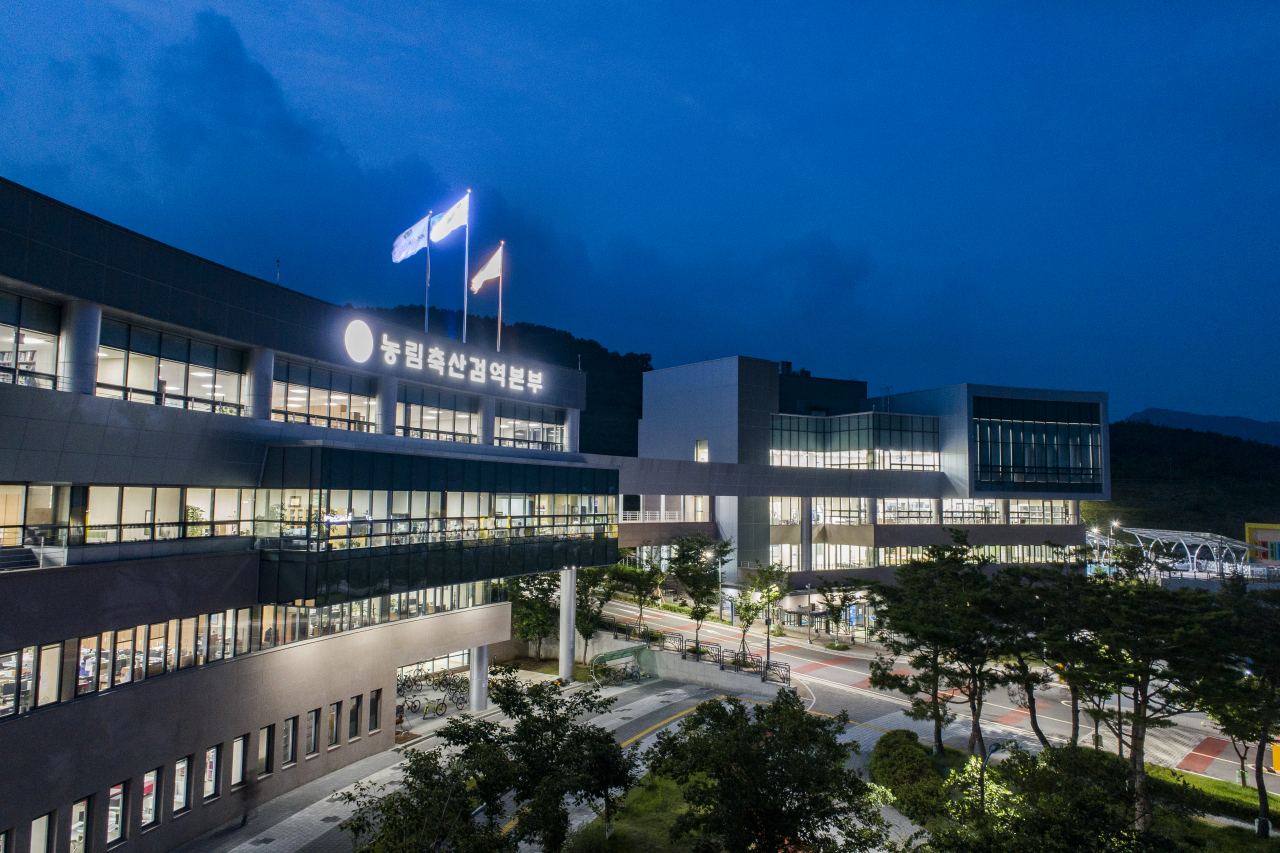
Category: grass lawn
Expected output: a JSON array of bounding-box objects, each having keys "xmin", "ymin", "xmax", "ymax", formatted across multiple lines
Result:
[
  {"xmin": 565, "ymin": 776, "xmax": 695, "ymax": 853},
  {"xmin": 510, "ymin": 656, "xmax": 593, "ymax": 683},
  {"xmin": 929, "ymin": 744, "xmax": 971, "ymax": 779},
  {"xmin": 1148, "ymin": 763, "xmax": 1280, "ymax": 824},
  {"xmin": 1155, "ymin": 811, "xmax": 1278, "ymax": 852}
]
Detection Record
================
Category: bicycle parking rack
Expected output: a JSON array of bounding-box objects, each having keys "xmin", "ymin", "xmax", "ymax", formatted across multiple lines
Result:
[{"xmin": 590, "ymin": 646, "xmax": 645, "ymax": 689}]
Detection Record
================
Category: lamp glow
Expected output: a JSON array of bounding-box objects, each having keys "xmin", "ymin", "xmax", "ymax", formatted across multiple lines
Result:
[{"xmin": 344, "ymin": 320, "xmax": 374, "ymax": 363}]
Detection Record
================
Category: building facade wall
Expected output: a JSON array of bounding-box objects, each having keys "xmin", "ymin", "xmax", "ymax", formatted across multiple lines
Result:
[{"xmin": 0, "ymin": 603, "xmax": 510, "ymax": 853}]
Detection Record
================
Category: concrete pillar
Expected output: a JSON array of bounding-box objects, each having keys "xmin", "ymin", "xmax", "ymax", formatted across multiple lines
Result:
[
  {"xmin": 566, "ymin": 408, "xmax": 581, "ymax": 452},
  {"xmin": 469, "ymin": 644, "xmax": 489, "ymax": 712},
  {"xmin": 1068, "ymin": 500, "xmax": 1080, "ymax": 524},
  {"xmin": 244, "ymin": 347, "xmax": 274, "ymax": 419},
  {"xmin": 558, "ymin": 566, "xmax": 577, "ymax": 682},
  {"xmin": 57, "ymin": 299, "xmax": 101, "ymax": 394},
  {"xmin": 480, "ymin": 395, "xmax": 496, "ymax": 445},
  {"xmin": 931, "ymin": 498, "xmax": 944, "ymax": 525},
  {"xmin": 800, "ymin": 496, "xmax": 813, "ymax": 573},
  {"xmin": 376, "ymin": 376, "xmax": 397, "ymax": 435},
  {"xmin": 998, "ymin": 499, "xmax": 1010, "ymax": 524},
  {"xmin": 866, "ymin": 498, "xmax": 878, "ymax": 525}
]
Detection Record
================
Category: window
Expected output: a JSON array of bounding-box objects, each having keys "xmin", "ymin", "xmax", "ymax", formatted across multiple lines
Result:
[
  {"xmin": 231, "ymin": 735, "xmax": 247, "ymax": 787},
  {"xmin": 106, "ymin": 783, "xmax": 126, "ymax": 844},
  {"xmin": 29, "ymin": 814, "xmax": 52, "ymax": 853},
  {"xmin": 203, "ymin": 746, "xmax": 220, "ymax": 798},
  {"xmin": 0, "ymin": 291, "xmax": 60, "ymax": 388},
  {"xmin": 348, "ymin": 695, "xmax": 362, "ymax": 739},
  {"xmin": 141, "ymin": 769, "xmax": 159, "ymax": 828},
  {"xmin": 173, "ymin": 758, "xmax": 190, "ymax": 812},
  {"xmin": 37, "ymin": 643, "xmax": 60, "ymax": 707},
  {"xmin": 812, "ymin": 497, "xmax": 864, "ymax": 525},
  {"xmin": 272, "ymin": 362, "xmax": 377, "ymax": 432},
  {"xmin": 76, "ymin": 635, "xmax": 99, "ymax": 696},
  {"xmin": 396, "ymin": 386, "xmax": 479, "ymax": 443},
  {"xmin": 878, "ymin": 499, "xmax": 934, "ymax": 524},
  {"xmin": 770, "ymin": 412, "xmax": 940, "ymax": 471},
  {"xmin": 282, "ymin": 717, "xmax": 298, "ymax": 766},
  {"xmin": 368, "ymin": 690, "xmax": 382, "ymax": 733},
  {"xmin": 494, "ymin": 402, "xmax": 566, "ymax": 450},
  {"xmin": 306, "ymin": 709, "xmax": 321, "ymax": 755},
  {"xmin": 694, "ymin": 440, "xmax": 708, "ymax": 462},
  {"xmin": 70, "ymin": 799, "xmax": 89, "ymax": 853},
  {"xmin": 256, "ymin": 726, "xmax": 274, "ymax": 777},
  {"xmin": 328, "ymin": 702, "xmax": 341, "ymax": 746},
  {"xmin": 95, "ymin": 320, "xmax": 244, "ymax": 415},
  {"xmin": 972, "ymin": 396, "xmax": 1103, "ymax": 492},
  {"xmin": 769, "ymin": 496, "xmax": 800, "ymax": 525}
]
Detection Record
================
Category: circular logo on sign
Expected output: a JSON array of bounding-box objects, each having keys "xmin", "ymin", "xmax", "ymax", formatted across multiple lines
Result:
[{"xmin": 344, "ymin": 319, "xmax": 374, "ymax": 363}]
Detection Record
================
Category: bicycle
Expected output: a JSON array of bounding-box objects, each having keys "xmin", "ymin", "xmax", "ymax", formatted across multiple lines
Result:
[
  {"xmin": 421, "ymin": 698, "xmax": 446, "ymax": 717},
  {"xmin": 405, "ymin": 697, "xmax": 422, "ymax": 713}
]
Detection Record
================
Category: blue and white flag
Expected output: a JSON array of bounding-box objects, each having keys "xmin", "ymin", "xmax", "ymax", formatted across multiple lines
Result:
[
  {"xmin": 429, "ymin": 194, "xmax": 469, "ymax": 243},
  {"xmin": 391, "ymin": 212, "xmax": 432, "ymax": 263},
  {"xmin": 470, "ymin": 243, "xmax": 503, "ymax": 293}
]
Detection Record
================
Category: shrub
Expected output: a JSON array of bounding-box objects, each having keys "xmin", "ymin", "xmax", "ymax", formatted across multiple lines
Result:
[{"xmin": 868, "ymin": 729, "xmax": 948, "ymax": 823}]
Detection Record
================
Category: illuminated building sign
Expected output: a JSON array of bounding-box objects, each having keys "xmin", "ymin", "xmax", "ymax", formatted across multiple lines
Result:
[{"xmin": 342, "ymin": 319, "xmax": 551, "ymax": 398}]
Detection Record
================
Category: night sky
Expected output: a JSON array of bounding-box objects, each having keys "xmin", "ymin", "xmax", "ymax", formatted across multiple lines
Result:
[{"xmin": 2, "ymin": 3, "xmax": 1277, "ymax": 421}]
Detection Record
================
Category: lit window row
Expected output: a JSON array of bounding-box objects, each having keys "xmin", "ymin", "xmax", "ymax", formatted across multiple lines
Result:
[
  {"xmin": 0, "ymin": 484, "xmax": 617, "ymax": 550},
  {"xmin": 0, "ymin": 582, "xmax": 486, "ymax": 721}
]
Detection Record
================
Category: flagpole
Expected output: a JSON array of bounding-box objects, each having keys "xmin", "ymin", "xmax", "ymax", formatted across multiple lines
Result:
[
  {"xmin": 462, "ymin": 189, "xmax": 471, "ymax": 344},
  {"xmin": 424, "ymin": 210, "xmax": 432, "ymax": 335},
  {"xmin": 497, "ymin": 241, "xmax": 504, "ymax": 353}
]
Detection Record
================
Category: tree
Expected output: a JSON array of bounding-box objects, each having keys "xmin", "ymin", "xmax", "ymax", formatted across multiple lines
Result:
[
  {"xmin": 733, "ymin": 561, "xmax": 790, "ymax": 660},
  {"xmin": 818, "ymin": 578, "xmax": 861, "ymax": 645},
  {"xmin": 933, "ymin": 545, "xmax": 1009, "ymax": 759},
  {"xmin": 647, "ymin": 690, "xmax": 890, "ymax": 853},
  {"xmin": 339, "ymin": 744, "xmax": 516, "ymax": 853},
  {"xmin": 441, "ymin": 666, "xmax": 638, "ymax": 853},
  {"xmin": 507, "ymin": 573, "xmax": 559, "ymax": 662},
  {"xmin": 669, "ymin": 532, "xmax": 734, "ymax": 651},
  {"xmin": 868, "ymin": 538, "xmax": 972, "ymax": 756},
  {"xmin": 1195, "ymin": 576, "xmax": 1280, "ymax": 837},
  {"xmin": 931, "ymin": 744, "xmax": 1146, "ymax": 853},
  {"xmin": 1072, "ymin": 572, "xmax": 1220, "ymax": 833},
  {"xmin": 574, "ymin": 565, "xmax": 620, "ymax": 664},
  {"xmin": 1037, "ymin": 563, "xmax": 1095, "ymax": 747},
  {"xmin": 991, "ymin": 565, "xmax": 1055, "ymax": 748},
  {"xmin": 615, "ymin": 546, "xmax": 667, "ymax": 630}
]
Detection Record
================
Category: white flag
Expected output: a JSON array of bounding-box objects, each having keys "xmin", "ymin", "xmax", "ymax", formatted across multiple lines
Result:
[
  {"xmin": 429, "ymin": 194, "xmax": 469, "ymax": 242},
  {"xmin": 471, "ymin": 244, "xmax": 503, "ymax": 293},
  {"xmin": 391, "ymin": 213, "xmax": 432, "ymax": 263}
]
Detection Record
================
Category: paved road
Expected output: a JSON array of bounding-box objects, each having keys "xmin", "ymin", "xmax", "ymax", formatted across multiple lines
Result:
[{"xmin": 601, "ymin": 600, "xmax": 1273, "ymax": 785}]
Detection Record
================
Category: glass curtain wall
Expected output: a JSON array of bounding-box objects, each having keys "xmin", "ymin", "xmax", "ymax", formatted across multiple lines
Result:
[
  {"xmin": 769, "ymin": 496, "xmax": 801, "ymax": 525},
  {"xmin": 0, "ymin": 291, "xmax": 59, "ymax": 388},
  {"xmin": 972, "ymin": 397, "xmax": 1103, "ymax": 492},
  {"xmin": 271, "ymin": 361, "xmax": 377, "ymax": 432},
  {"xmin": 770, "ymin": 413, "xmax": 940, "ymax": 471},
  {"xmin": 877, "ymin": 499, "xmax": 935, "ymax": 524},
  {"xmin": 396, "ymin": 386, "xmax": 480, "ymax": 443},
  {"xmin": 942, "ymin": 499, "xmax": 999, "ymax": 524},
  {"xmin": 95, "ymin": 320, "xmax": 245, "ymax": 414},
  {"xmin": 494, "ymin": 403, "xmax": 566, "ymax": 451}
]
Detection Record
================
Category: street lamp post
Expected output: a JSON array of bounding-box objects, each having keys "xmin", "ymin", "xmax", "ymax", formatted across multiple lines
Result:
[
  {"xmin": 978, "ymin": 741, "xmax": 1008, "ymax": 815},
  {"xmin": 806, "ymin": 583, "xmax": 813, "ymax": 644}
]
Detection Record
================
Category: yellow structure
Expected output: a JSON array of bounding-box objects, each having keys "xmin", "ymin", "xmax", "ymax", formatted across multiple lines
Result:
[{"xmin": 1245, "ymin": 523, "xmax": 1280, "ymax": 564}]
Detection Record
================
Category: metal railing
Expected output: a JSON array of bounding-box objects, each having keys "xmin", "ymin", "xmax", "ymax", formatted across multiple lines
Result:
[
  {"xmin": 273, "ymin": 410, "xmax": 375, "ymax": 432},
  {"xmin": 493, "ymin": 437, "xmax": 566, "ymax": 452},
  {"xmin": 397, "ymin": 427, "xmax": 479, "ymax": 444},
  {"xmin": 598, "ymin": 616, "xmax": 789, "ymax": 684},
  {"xmin": 97, "ymin": 383, "xmax": 245, "ymax": 416},
  {"xmin": 0, "ymin": 369, "xmax": 65, "ymax": 390},
  {"xmin": 620, "ymin": 511, "xmax": 699, "ymax": 523}
]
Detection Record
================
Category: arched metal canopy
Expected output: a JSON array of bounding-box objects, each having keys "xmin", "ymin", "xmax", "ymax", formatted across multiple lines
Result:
[{"xmin": 1087, "ymin": 527, "xmax": 1264, "ymax": 577}]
